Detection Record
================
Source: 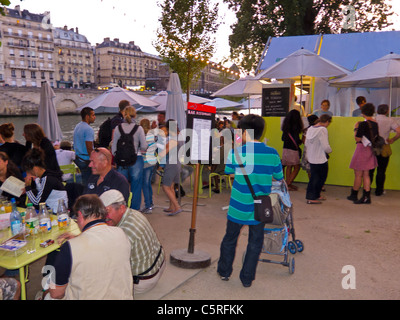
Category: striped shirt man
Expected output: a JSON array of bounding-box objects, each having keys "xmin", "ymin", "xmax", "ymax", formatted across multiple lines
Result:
[
  {"xmin": 225, "ymin": 141, "xmax": 284, "ymax": 225},
  {"xmin": 117, "ymin": 208, "xmax": 164, "ymax": 277}
]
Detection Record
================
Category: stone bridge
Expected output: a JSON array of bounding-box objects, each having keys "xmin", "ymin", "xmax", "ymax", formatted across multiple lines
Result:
[{"xmin": 0, "ymin": 86, "xmax": 154, "ymax": 116}]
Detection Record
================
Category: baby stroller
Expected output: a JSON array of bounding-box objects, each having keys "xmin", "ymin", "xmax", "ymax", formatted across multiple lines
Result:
[{"xmin": 247, "ymin": 180, "xmax": 304, "ymax": 274}]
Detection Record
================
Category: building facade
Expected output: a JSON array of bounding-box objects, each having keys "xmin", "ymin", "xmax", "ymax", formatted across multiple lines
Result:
[
  {"xmin": 0, "ymin": 5, "xmax": 55, "ymax": 87},
  {"xmin": 95, "ymin": 37, "xmax": 146, "ymax": 90},
  {"xmin": 53, "ymin": 26, "xmax": 95, "ymax": 89}
]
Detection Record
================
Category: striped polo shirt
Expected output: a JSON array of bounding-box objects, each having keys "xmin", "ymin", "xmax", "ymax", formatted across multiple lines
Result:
[
  {"xmin": 118, "ymin": 208, "xmax": 164, "ymax": 276},
  {"xmin": 225, "ymin": 141, "xmax": 284, "ymax": 225}
]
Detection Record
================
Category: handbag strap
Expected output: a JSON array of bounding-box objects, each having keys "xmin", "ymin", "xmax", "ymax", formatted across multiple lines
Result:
[
  {"xmin": 288, "ymin": 133, "xmax": 299, "ymax": 150},
  {"xmin": 234, "ymin": 147, "xmax": 257, "ymax": 200},
  {"xmin": 366, "ymin": 120, "xmax": 377, "ymax": 143}
]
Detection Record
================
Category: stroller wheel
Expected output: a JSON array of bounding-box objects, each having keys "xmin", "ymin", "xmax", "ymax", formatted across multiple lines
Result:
[
  {"xmin": 295, "ymin": 240, "xmax": 304, "ymax": 252},
  {"xmin": 288, "ymin": 241, "xmax": 297, "ymax": 254},
  {"xmin": 289, "ymin": 257, "xmax": 295, "ymax": 274}
]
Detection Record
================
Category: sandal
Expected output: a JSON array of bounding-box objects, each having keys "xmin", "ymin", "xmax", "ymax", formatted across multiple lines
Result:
[{"xmin": 307, "ymin": 200, "xmax": 322, "ymax": 204}]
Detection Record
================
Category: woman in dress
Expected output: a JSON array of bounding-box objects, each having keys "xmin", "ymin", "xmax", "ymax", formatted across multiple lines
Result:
[
  {"xmin": 347, "ymin": 103, "xmax": 378, "ymax": 204},
  {"xmin": 281, "ymin": 109, "xmax": 304, "ymax": 191},
  {"xmin": 305, "ymin": 115, "xmax": 332, "ymax": 204},
  {"xmin": 159, "ymin": 120, "xmax": 182, "ymax": 216}
]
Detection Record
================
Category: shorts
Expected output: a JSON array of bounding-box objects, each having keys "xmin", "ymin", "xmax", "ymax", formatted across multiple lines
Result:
[
  {"xmin": 281, "ymin": 148, "xmax": 300, "ymax": 166},
  {"xmin": 162, "ymin": 163, "xmax": 181, "ymax": 186}
]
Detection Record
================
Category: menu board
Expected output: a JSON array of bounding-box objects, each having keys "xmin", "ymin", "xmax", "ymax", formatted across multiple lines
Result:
[
  {"xmin": 262, "ymin": 87, "xmax": 290, "ymax": 117},
  {"xmin": 186, "ymin": 102, "xmax": 216, "ymax": 163}
]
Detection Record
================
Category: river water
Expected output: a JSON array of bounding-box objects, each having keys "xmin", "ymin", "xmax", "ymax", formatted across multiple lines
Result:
[
  {"xmin": 2, "ymin": 109, "xmax": 249, "ymax": 144},
  {"xmin": 2, "ymin": 113, "xmax": 158, "ymax": 144}
]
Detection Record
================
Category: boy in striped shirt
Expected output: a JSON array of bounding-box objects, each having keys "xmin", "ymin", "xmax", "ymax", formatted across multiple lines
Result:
[{"xmin": 217, "ymin": 114, "xmax": 284, "ymax": 288}]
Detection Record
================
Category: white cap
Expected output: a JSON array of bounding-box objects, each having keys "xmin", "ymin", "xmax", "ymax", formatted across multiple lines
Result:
[{"xmin": 100, "ymin": 189, "xmax": 125, "ymax": 207}]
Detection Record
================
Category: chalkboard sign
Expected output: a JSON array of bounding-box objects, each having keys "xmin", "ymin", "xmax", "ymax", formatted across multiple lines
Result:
[{"xmin": 262, "ymin": 87, "xmax": 290, "ymax": 117}]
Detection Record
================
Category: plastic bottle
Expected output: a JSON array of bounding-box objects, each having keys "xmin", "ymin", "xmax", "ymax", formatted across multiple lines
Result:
[
  {"xmin": 9, "ymin": 198, "xmax": 22, "ymax": 236},
  {"xmin": 38, "ymin": 202, "xmax": 52, "ymax": 234},
  {"xmin": 57, "ymin": 199, "xmax": 69, "ymax": 230},
  {"xmin": 25, "ymin": 203, "xmax": 39, "ymax": 236}
]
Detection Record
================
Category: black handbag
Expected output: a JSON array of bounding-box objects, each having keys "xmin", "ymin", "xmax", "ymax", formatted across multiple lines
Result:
[
  {"xmin": 234, "ymin": 149, "xmax": 273, "ymax": 224},
  {"xmin": 367, "ymin": 121, "xmax": 385, "ymax": 156}
]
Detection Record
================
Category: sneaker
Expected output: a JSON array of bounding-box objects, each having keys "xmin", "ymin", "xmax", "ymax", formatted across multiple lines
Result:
[
  {"xmin": 220, "ymin": 276, "xmax": 229, "ymax": 281},
  {"xmin": 142, "ymin": 208, "xmax": 153, "ymax": 214}
]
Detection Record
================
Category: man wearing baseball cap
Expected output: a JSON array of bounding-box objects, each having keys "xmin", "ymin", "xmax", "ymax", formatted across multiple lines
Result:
[{"xmin": 100, "ymin": 189, "xmax": 165, "ymax": 295}]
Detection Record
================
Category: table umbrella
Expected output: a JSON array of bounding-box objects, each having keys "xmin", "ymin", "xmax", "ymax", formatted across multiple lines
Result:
[
  {"xmin": 165, "ymin": 73, "xmax": 186, "ymax": 132},
  {"xmin": 256, "ymin": 48, "xmax": 349, "ymax": 112},
  {"xmin": 151, "ymin": 91, "xmax": 211, "ymax": 112},
  {"xmin": 204, "ymin": 97, "xmax": 243, "ymax": 109},
  {"xmin": 330, "ymin": 52, "xmax": 400, "ymax": 114},
  {"xmin": 211, "ymin": 75, "xmax": 263, "ymax": 111},
  {"xmin": 76, "ymin": 87, "xmax": 159, "ymax": 113},
  {"xmin": 38, "ymin": 81, "xmax": 63, "ymax": 142}
]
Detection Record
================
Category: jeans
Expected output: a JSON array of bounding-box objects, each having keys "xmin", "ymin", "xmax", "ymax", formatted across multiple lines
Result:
[
  {"xmin": 74, "ymin": 157, "xmax": 91, "ymax": 186},
  {"xmin": 142, "ymin": 165, "xmax": 155, "ymax": 208},
  {"xmin": 369, "ymin": 155, "xmax": 390, "ymax": 195},
  {"xmin": 306, "ymin": 162, "xmax": 328, "ymax": 200},
  {"xmin": 217, "ymin": 219, "xmax": 265, "ymax": 285},
  {"xmin": 117, "ymin": 156, "xmax": 144, "ymax": 210}
]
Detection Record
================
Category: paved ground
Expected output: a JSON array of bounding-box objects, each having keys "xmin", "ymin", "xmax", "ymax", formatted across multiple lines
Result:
[{"xmin": 2, "ymin": 177, "xmax": 399, "ymax": 301}]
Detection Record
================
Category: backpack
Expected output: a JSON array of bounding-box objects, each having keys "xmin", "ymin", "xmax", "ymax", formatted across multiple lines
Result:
[
  {"xmin": 98, "ymin": 114, "xmax": 124, "ymax": 148},
  {"xmin": 98, "ymin": 117, "xmax": 112, "ymax": 148},
  {"xmin": 115, "ymin": 124, "xmax": 139, "ymax": 167}
]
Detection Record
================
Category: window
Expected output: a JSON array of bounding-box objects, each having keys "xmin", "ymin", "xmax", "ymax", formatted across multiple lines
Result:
[
  {"xmin": 31, "ymin": 71, "xmax": 36, "ymax": 79},
  {"xmin": 11, "ymin": 70, "xmax": 16, "ymax": 77}
]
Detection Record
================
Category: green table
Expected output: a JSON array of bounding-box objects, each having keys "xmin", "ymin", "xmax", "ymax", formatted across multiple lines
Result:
[{"xmin": 0, "ymin": 219, "xmax": 80, "ymax": 300}]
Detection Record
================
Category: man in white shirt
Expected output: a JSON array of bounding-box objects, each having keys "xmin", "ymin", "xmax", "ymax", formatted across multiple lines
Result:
[{"xmin": 369, "ymin": 104, "xmax": 400, "ymax": 196}]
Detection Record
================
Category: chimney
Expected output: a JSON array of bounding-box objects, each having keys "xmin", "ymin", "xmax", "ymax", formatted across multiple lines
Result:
[
  {"xmin": 114, "ymin": 38, "xmax": 119, "ymax": 43},
  {"xmin": 104, "ymin": 37, "xmax": 110, "ymax": 42},
  {"xmin": 75, "ymin": 27, "xmax": 79, "ymax": 34},
  {"xmin": 129, "ymin": 41, "xmax": 135, "ymax": 45},
  {"xmin": 15, "ymin": 5, "xmax": 21, "ymax": 15},
  {"xmin": 63, "ymin": 25, "xmax": 68, "ymax": 31}
]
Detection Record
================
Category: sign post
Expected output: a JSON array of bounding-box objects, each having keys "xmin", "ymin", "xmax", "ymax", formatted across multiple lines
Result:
[{"xmin": 170, "ymin": 102, "xmax": 215, "ymax": 269}]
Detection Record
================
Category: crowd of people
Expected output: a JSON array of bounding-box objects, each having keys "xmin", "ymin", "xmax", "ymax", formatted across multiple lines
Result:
[{"xmin": 0, "ymin": 95, "xmax": 399, "ymax": 299}]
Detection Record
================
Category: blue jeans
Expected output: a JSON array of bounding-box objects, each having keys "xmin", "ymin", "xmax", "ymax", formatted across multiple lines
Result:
[
  {"xmin": 142, "ymin": 165, "xmax": 155, "ymax": 208},
  {"xmin": 74, "ymin": 157, "xmax": 91, "ymax": 186},
  {"xmin": 117, "ymin": 156, "xmax": 144, "ymax": 210},
  {"xmin": 217, "ymin": 219, "xmax": 265, "ymax": 285}
]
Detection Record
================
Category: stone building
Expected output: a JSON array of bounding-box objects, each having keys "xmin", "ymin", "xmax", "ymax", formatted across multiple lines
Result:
[
  {"xmin": 144, "ymin": 52, "xmax": 162, "ymax": 90},
  {"xmin": 0, "ymin": 5, "xmax": 55, "ymax": 87},
  {"xmin": 53, "ymin": 26, "xmax": 95, "ymax": 89},
  {"xmin": 95, "ymin": 37, "xmax": 146, "ymax": 89}
]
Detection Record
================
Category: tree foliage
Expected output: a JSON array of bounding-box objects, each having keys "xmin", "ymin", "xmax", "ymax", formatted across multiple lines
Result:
[
  {"xmin": 224, "ymin": 0, "xmax": 394, "ymax": 73},
  {"xmin": 0, "ymin": 0, "xmax": 10, "ymax": 16},
  {"xmin": 154, "ymin": 0, "xmax": 220, "ymax": 96}
]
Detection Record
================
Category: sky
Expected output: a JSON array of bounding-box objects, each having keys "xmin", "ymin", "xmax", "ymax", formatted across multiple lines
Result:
[
  {"xmin": 7, "ymin": 0, "xmax": 400, "ymax": 67},
  {"xmin": 8, "ymin": 0, "xmax": 237, "ymax": 65}
]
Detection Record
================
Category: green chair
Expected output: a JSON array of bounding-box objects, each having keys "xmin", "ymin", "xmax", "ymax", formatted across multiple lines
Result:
[
  {"xmin": 208, "ymin": 172, "xmax": 232, "ymax": 198},
  {"xmin": 60, "ymin": 164, "xmax": 78, "ymax": 183},
  {"xmin": 127, "ymin": 192, "xmax": 132, "ymax": 208}
]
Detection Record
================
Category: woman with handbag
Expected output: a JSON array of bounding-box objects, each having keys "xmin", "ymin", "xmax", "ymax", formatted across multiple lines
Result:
[
  {"xmin": 305, "ymin": 115, "xmax": 332, "ymax": 204},
  {"xmin": 281, "ymin": 110, "xmax": 304, "ymax": 191},
  {"xmin": 348, "ymin": 103, "xmax": 378, "ymax": 204}
]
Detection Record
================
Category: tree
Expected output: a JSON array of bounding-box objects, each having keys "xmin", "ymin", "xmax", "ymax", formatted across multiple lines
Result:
[
  {"xmin": 154, "ymin": 0, "xmax": 220, "ymax": 98},
  {"xmin": 0, "ymin": 0, "xmax": 10, "ymax": 15},
  {"xmin": 224, "ymin": 0, "xmax": 394, "ymax": 73}
]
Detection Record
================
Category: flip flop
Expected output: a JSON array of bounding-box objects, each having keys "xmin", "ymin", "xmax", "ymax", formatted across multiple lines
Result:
[
  {"xmin": 307, "ymin": 200, "xmax": 322, "ymax": 204},
  {"xmin": 167, "ymin": 208, "xmax": 183, "ymax": 216}
]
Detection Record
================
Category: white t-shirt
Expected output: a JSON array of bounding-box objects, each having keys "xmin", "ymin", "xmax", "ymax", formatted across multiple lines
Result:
[{"xmin": 56, "ymin": 149, "xmax": 76, "ymax": 181}]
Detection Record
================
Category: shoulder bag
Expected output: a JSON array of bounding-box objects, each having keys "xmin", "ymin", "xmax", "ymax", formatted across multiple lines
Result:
[
  {"xmin": 366, "ymin": 121, "xmax": 385, "ymax": 156},
  {"xmin": 234, "ymin": 148, "xmax": 273, "ymax": 223}
]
